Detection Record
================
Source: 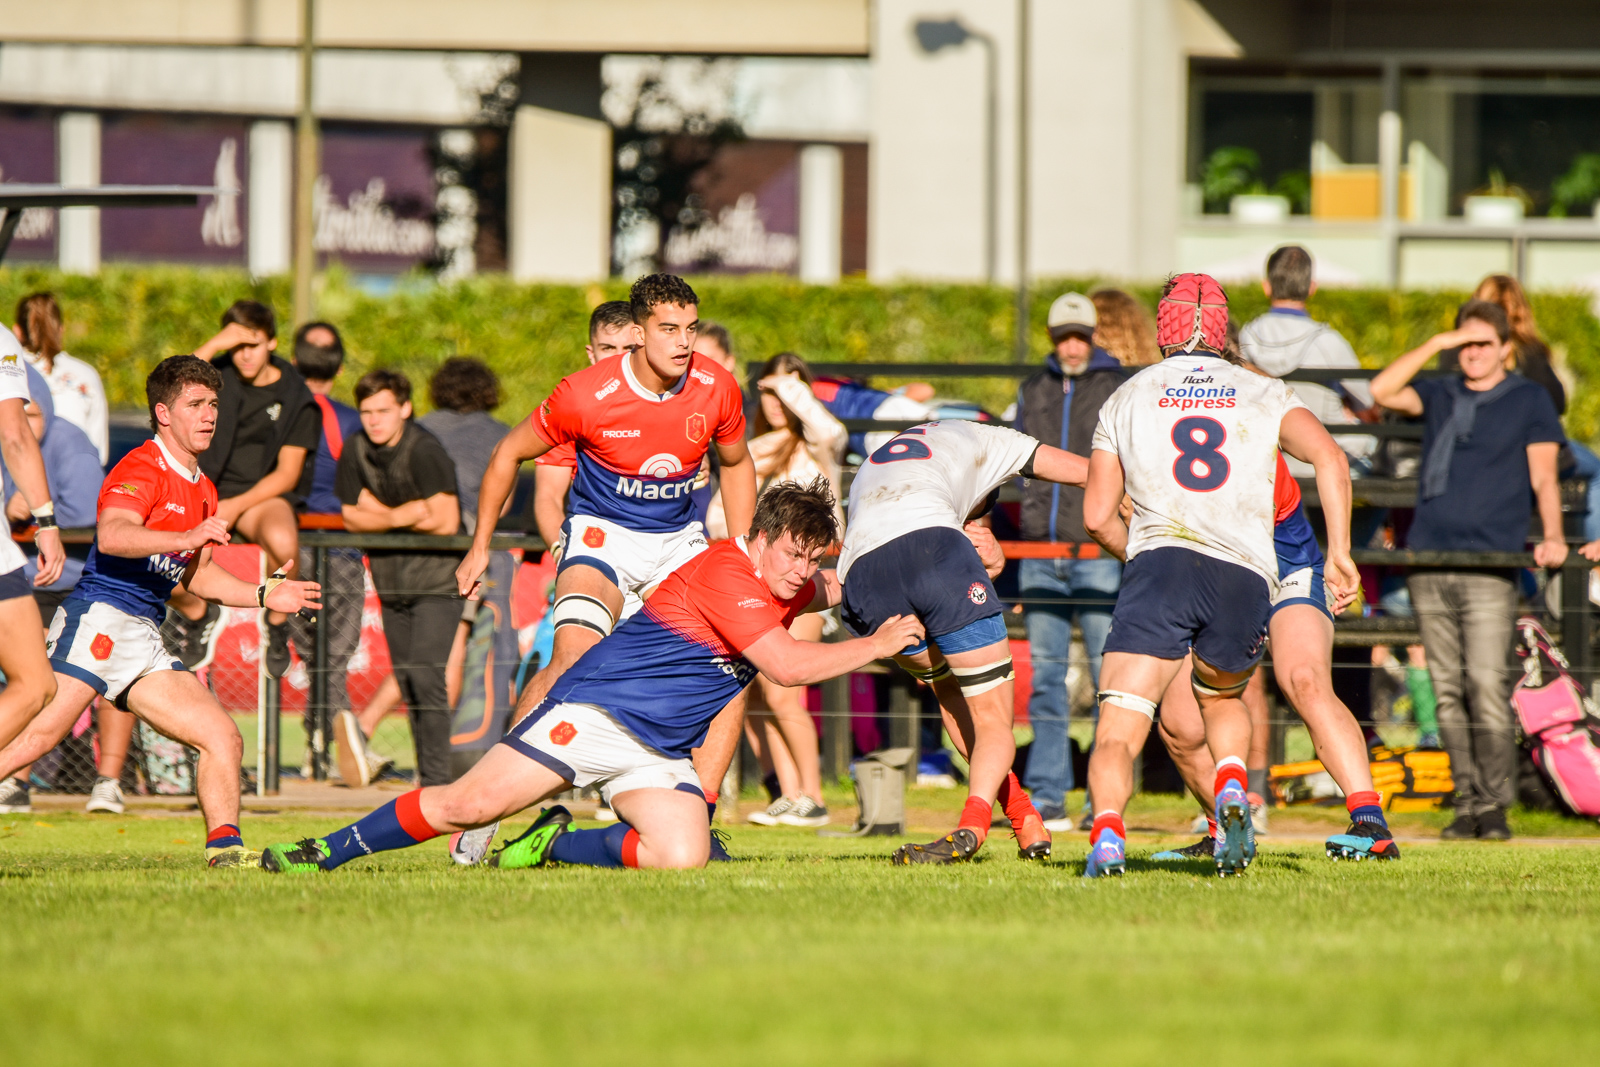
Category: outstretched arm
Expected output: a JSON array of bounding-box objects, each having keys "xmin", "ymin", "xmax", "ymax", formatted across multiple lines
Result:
[
  {"xmin": 1028, "ymin": 443, "xmax": 1089, "ymax": 487},
  {"xmin": 742, "ymin": 614, "xmax": 925, "ymax": 688},
  {"xmin": 184, "ymin": 546, "xmax": 321, "ymax": 614},
  {"xmin": 1082, "ymin": 450, "xmax": 1129, "ymax": 561}
]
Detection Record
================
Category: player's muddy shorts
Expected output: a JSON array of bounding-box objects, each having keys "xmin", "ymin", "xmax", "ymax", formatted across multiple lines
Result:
[
  {"xmin": 501, "ymin": 700, "xmax": 703, "ymax": 806},
  {"xmin": 841, "ymin": 527, "xmax": 1005, "ymax": 658},
  {"xmin": 1102, "ymin": 546, "xmax": 1269, "ymax": 674},
  {"xmin": 558, "ymin": 515, "xmax": 708, "ymax": 618},
  {"xmin": 46, "ymin": 598, "xmax": 183, "ymax": 709}
]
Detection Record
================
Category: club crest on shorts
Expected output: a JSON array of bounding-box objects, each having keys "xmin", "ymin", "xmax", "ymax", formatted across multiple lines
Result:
[
  {"xmin": 582, "ymin": 526, "xmax": 607, "ymax": 549},
  {"xmin": 967, "ymin": 582, "xmax": 988, "ymax": 605},
  {"xmin": 549, "ymin": 721, "xmax": 578, "ymax": 746},
  {"xmin": 686, "ymin": 412, "xmax": 708, "ymax": 443},
  {"xmin": 90, "ymin": 633, "xmax": 115, "ymax": 661}
]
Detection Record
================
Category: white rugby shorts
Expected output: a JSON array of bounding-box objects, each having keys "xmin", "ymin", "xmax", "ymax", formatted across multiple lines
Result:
[
  {"xmin": 557, "ymin": 515, "xmax": 709, "ymax": 616},
  {"xmin": 47, "ymin": 599, "xmax": 184, "ymax": 705},
  {"xmin": 502, "ymin": 701, "xmax": 701, "ymax": 805}
]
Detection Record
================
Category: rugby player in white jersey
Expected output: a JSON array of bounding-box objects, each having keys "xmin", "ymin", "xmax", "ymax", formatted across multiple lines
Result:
[
  {"xmin": 837, "ymin": 420, "xmax": 1088, "ymax": 864},
  {"xmin": 1080, "ymin": 273, "xmax": 1358, "ymax": 877}
]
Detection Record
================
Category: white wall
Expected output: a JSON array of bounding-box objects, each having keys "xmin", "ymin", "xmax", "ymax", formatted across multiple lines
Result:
[{"xmin": 57, "ymin": 112, "xmax": 101, "ymax": 274}]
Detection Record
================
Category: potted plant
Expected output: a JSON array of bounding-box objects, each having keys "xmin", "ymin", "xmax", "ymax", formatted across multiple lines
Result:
[
  {"xmin": 1202, "ymin": 147, "xmax": 1298, "ymax": 223},
  {"xmin": 1464, "ymin": 168, "xmax": 1531, "ymax": 226},
  {"xmin": 1550, "ymin": 154, "xmax": 1600, "ymax": 220}
]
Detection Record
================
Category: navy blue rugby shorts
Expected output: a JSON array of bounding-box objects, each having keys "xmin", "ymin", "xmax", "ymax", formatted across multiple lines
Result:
[
  {"xmin": 1101, "ymin": 546, "xmax": 1269, "ymax": 674},
  {"xmin": 841, "ymin": 527, "xmax": 1006, "ymax": 658}
]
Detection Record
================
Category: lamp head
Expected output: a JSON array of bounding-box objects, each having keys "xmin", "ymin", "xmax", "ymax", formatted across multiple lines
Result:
[{"xmin": 914, "ymin": 18, "xmax": 971, "ymax": 53}]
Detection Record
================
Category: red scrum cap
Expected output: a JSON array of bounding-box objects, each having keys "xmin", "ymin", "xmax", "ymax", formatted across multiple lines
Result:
[{"xmin": 1157, "ymin": 272, "xmax": 1229, "ymax": 354}]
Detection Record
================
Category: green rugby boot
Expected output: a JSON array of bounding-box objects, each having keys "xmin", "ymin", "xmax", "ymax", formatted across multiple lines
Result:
[
  {"xmin": 260, "ymin": 838, "xmax": 332, "ymax": 874},
  {"xmin": 489, "ymin": 806, "xmax": 573, "ymax": 869}
]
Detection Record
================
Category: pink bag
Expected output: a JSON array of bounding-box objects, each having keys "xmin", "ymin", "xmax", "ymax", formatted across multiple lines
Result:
[{"xmin": 1512, "ymin": 617, "xmax": 1600, "ymax": 818}]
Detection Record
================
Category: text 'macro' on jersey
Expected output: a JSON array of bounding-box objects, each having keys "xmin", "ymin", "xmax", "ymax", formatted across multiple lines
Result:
[
  {"xmin": 72, "ymin": 437, "xmax": 220, "ymax": 622},
  {"xmin": 1091, "ymin": 353, "xmax": 1307, "ymax": 587},
  {"xmin": 541, "ymin": 538, "xmax": 813, "ymax": 758},
  {"xmin": 837, "ymin": 421, "xmax": 1040, "ymax": 583},
  {"xmin": 530, "ymin": 353, "xmax": 744, "ymax": 533}
]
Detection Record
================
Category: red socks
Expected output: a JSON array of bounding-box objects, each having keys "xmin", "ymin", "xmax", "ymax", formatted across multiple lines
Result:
[
  {"xmin": 1090, "ymin": 812, "xmax": 1125, "ymax": 841},
  {"xmin": 395, "ymin": 789, "xmax": 442, "ymax": 843},
  {"xmin": 620, "ymin": 828, "xmax": 640, "ymax": 868},
  {"xmin": 957, "ymin": 796, "xmax": 993, "ymax": 843},
  {"xmin": 1214, "ymin": 760, "xmax": 1248, "ymax": 796},
  {"xmin": 1206, "ymin": 816, "xmax": 1219, "ymax": 839},
  {"xmin": 996, "ymin": 772, "xmax": 1039, "ymax": 832}
]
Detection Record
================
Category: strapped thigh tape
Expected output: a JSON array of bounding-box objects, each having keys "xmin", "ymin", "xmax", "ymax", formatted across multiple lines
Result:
[
  {"xmin": 904, "ymin": 662, "xmax": 953, "ymax": 684},
  {"xmin": 551, "ymin": 594, "xmax": 615, "ymax": 637},
  {"xmin": 951, "ymin": 659, "xmax": 1014, "ymax": 697},
  {"xmin": 1191, "ymin": 674, "xmax": 1250, "ymax": 698},
  {"xmin": 1097, "ymin": 690, "xmax": 1158, "ymax": 719}
]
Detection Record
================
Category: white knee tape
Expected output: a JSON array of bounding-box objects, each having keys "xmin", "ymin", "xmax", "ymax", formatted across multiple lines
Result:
[
  {"xmin": 1098, "ymin": 690, "xmax": 1157, "ymax": 719},
  {"xmin": 551, "ymin": 594, "xmax": 615, "ymax": 638},
  {"xmin": 951, "ymin": 658, "xmax": 1014, "ymax": 697}
]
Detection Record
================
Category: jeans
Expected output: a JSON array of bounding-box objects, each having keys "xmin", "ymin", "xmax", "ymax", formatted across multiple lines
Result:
[
  {"xmin": 1408, "ymin": 571, "xmax": 1519, "ymax": 816},
  {"xmin": 379, "ymin": 593, "xmax": 462, "ymax": 787},
  {"xmin": 1567, "ymin": 441, "xmax": 1600, "ymax": 542},
  {"xmin": 1019, "ymin": 556, "xmax": 1121, "ymax": 809}
]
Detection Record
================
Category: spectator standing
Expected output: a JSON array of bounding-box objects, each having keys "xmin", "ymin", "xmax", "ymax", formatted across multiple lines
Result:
[
  {"xmin": 285, "ymin": 322, "xmax": 391, "ymax": 786},
  {"xmin": 165, "ymin": 301, "xmax": 318, "ymax": 679},
  {"xmin": 1089, "ymin": 289, "xmax": 1160, "ymax": 367},
  {"xmin": 13, "ymin": 292, "xmax": 110, "ymax": 465},
  {"xmin": 1014, "ymin": 292, "xmax": 1125, "ymax": 829},
  {"xmin": 337, "ymin": 370, "xmax": 461, "ymax": 787},
  {"xmin": 712, "ymin": 352, "xmax": 846, "ymax": 829},
  {"xmin": 1238, "ymin": 245, "xmax": 1376, "ymax": 476},
  {"xmin": 1370, "ymin": 300, "xmax": 1567, "ymax": 842},
  {"xmin": 418, "ymin": 357, "xmax": 516, "ymax": 777}
]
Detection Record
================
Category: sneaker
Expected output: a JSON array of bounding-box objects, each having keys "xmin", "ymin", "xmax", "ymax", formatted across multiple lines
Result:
[
  {"xmin": 489, "ymin": 806, "xmax": 572, "ymax": 869},
  {"xmin": 1190, "ymin": 812, "xmax": 1209, "ymax": 834},
  {"xmin": 1248, "ymin": 792, "xmax": 1270, "ymax": 836},
  {"xmin": 1082, "ymin": 827, "xmax": 1126, "ymax": 878},
  {"xmin": 1152, "ymin": 835, "xmax": 1217, "ymax": 862},
  {"xmin": 1214, "ymin": 782, "xmax": 1256, "ymax": 877},
  {"xmin": 160, "ymin": 602, "xmax": 222, "ymax": 671},
  {"xmin": 1417, "ymin": 731, "xmax": 1442, "ymax": 750},
  {"xmin": 449, "ymin": 821, "xmax": 500, "ymax": 866},
  {"xmin": 708, "ymin": 827, "xmax": 734, "ymax": 863},
  {"xmin": 748, "ymin": 797, "xmax": 794, "ymax": 826},
  {"xmin": 594, "ymin": 805, "xmax": 619, "ymax": 823},
  {"xmin": 1076, "ymin": 811, "xmax": 1095, "ymax": 832},
  {"xmin": 777, "ymin": 795, "xmax": 830, "ymax": 828},
  {"xmin": 1440, "ymin": 812, "xmax": 1478, "ymax": 840},
  {"xmin": 261, "ymin": 838, "xmax": 331, "ymax": 873},
  {"xmin": 890, "ymin": 827, "xmax": 980, "ymax": 865},
  {"xmin": 265, "ymin": 620, "xmax": 292, "ymax": 679},
  {"xmin": 1014, "ymin": 811, "xmax": 1052, "ymax": 860},
  {"xmin": 0, "ymin": 776, "xmax": 31, "ymax": 814},
  {"xmin": 1476, "ymin": 809, "xmax": 1512, "ymax": 841},
  {"xmin": 362, "ymin": 743, "xmax": 394, "ymax": 784},
  {"xmin": 334, "ymin": 711, "xmax": 370, "ymax": 787},
  {"xmin": 1037, "ymin": 804, "xmax": 1074, "ymax": 833},
  {"xmin": 1326, "ymin": 819, "xmax": 1401, "ymax": 861},
  {"xmin": 85, "ymin": 776, "xmax": 125, "ymax": 814},
  {"xmin": 207, "ymin": 845, "xmax": 263, "ymax": 869}
]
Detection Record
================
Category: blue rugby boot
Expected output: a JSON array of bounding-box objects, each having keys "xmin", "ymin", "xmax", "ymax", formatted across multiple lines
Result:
[
  {"xmin": 1326, "ymin": 819, "xmax": 1401, "ymax": 862},
  {"xmin": 1214, "ymin": 782, "xmax": 1256, "ymax": 877},
  {"xmin": 1082, "ymin": 826, "xmax": 1126, "ymax": 878}
]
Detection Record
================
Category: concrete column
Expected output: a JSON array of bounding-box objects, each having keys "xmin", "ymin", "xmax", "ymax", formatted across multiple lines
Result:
[
  {"xmin": 509, "ymin": 53, "xmax": 611, "ymax": 282},
  {"xmin": 57, "ymin": 112, "xmax": 100, "ymax": 274},
  {"xmin": 248, "ymin": 120, "xmax": 293, "ymax": 277},
  {"xmin": 798, "ymin": 143, "xmax": 843, "ymax": 284},
  {"xmin": 1379, "ymin": 61, "xmax": 1403, "ymax": 286}
]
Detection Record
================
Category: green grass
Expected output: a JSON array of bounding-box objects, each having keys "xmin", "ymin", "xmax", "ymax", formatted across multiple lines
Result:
[{"xmin": 4, "ymin": 804, "xmax": 1599, "ymax": 1065}]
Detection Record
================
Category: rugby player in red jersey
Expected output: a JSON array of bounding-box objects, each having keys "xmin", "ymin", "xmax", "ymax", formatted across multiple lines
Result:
[
  {"xmin": 261, "ymin": 479, "xmax": 921, "ymax": 873},
  {"xmin": 0, "ymin": 356, "xmax": 320, "ymax": 867}
]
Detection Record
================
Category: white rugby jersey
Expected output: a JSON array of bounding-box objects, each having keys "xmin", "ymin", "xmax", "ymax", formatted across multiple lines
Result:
[
  {"xmin": 838, "ymin": 421, "xmax": 1039, "ymax": 582},
  {"xmin": 1090, "ymin": 354, "xmax": 1307, "ymax": 586},
  {"xmin": 0, "ymin": 330, "xmax": 35, "ymax": 575}
]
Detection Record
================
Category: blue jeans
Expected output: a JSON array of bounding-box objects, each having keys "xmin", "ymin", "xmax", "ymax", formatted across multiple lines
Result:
[
  {"xmin": 1019, "ymin": 556, "xmax": 1121, "ymax": 809},
  {"xmin": 1567, "ymin": 441, "xmax": 1600, "ymax": 542}
]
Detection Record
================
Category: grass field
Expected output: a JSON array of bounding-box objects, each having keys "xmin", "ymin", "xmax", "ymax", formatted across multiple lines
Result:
[{"xmin": 4, "ymin": 792, "xmax": 1598, "ymax": 1066}]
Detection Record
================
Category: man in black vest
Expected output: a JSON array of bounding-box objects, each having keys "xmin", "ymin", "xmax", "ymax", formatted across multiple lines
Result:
[
  {"xmin": 337, "ymin": 370, "xmax": 461, "ymax": 787},
  {"xmin": 1013, "ymin": 292, "xmax": 1126, "ymax": 829}
]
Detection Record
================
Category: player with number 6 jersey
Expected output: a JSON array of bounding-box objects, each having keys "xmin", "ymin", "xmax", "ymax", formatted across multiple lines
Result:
[
  {"xmin": 1080, "ymin": 273, "xmax": 1358, "ymax": 879},
  {"xmin": 838, "ymin": 420, "xmax": 1090, "ymax": 865}
]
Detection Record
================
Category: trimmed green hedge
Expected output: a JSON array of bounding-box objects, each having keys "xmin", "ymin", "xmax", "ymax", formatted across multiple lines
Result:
[{"xmin": 3, "ymin": 265, "xmax": 1598, "ymax": 442}]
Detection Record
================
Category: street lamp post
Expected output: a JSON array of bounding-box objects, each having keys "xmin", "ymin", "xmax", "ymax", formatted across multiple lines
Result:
[{"xmin": 293, "ymin": 0, "xmax": 319, "ymax": 326}]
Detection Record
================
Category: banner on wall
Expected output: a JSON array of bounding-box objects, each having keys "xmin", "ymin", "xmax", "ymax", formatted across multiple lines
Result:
[
  {"xmin": 0, "ymin": 108, "xmax": 58, "ymax": 262},
  {"xmin": 100, "ymin": 114, "xmax": 248, "ymax": 265},
  {"xmin": 316, "ymin": 124, "xmax": 437, "ymax": 272},
  {"xmin": 662, "ymin": 140, "xmax": 800, "ymax": 275}
]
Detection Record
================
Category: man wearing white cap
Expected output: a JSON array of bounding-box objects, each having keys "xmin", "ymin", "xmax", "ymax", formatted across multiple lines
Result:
[{"xmin": 1012, "ymin": 292, "xmax": 1127, "ymax": 829}]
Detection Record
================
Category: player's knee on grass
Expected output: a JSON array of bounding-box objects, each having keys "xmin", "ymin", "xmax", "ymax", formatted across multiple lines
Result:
[{"xmin": 638, "ymin": 827, "xmax": 711, "ymax": 870}]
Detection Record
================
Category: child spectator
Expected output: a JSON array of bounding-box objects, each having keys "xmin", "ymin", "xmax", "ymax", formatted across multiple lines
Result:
[
  {"xmin": 13, "ymin": 292, "xmax": 110, "ymax": 466},
  {"xmin": 337, "ymin": 370, "xmax": 461, "ymax": 787}
]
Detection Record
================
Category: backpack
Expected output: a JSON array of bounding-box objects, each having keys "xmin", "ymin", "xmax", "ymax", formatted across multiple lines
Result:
[
  {"xmin": 1512, "ymin": 616, "xmax": 1600, "ymax": 818},
  {"xmin": 819, "ymin": 747, "xmax": 913, "ymax": 837}
]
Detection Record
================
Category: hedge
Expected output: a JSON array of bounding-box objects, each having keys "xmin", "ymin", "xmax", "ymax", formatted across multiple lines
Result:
[{"xmin": 3, "ymin": 264, "xmax": 1598, "ymax": 443}]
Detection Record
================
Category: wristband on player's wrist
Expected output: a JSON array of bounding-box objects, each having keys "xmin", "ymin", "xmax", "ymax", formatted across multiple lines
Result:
[{"xmin": 32, "ymin": 502, "xmax": 58, "ymax": 530}]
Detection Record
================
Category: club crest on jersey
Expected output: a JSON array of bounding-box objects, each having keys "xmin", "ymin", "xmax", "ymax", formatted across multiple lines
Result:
[
  {"xmin": 686, "ymin": 413, "xmax": 708, "ymax": 443},
  {"xmin": 90, "ymin": 633, "xmax": 114, "ymax": 661},
  {"xmin": 110, "ymin": 482, "xmax": 141, "ymax": 497},
  {"xmin": 967, "ymin": 583, "xmax": 988, "ymax": 605},
  {"xmin": 549, "ymin": 721, "xmax": 577, "ymax": 746},
  {"xmin": 582, "ymin": 526, "xmax": 607, "ymax": 549}
]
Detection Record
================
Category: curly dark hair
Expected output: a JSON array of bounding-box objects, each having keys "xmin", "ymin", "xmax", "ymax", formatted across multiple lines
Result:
[
  {"xmin": 356, "ymin": 368, "xmax": 412, "ymax": 406},
  {"xmin": 429, "ymin": 357, "xmax": 501, "ymax": 413},
  {"xmin": 751, "ymin": 475, "xmax": 838, "ymax": 553},
  {"xmin": 147, "ymin": 355, "xmax": 223, "ymax": 431},
  {"xmin": 629, "ymin": 273, "xmax": 699, "ymax": 324}
]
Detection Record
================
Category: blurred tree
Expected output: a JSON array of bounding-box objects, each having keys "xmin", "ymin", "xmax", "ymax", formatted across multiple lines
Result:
[{"xmin": 1551, "ymin": 154, "xmax": 1600, "ymax": 217}]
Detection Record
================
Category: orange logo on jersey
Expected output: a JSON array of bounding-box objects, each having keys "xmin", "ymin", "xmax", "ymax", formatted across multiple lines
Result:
[
  {"xmin": 109, "ymin": 483, "xmax": 141, "ymax": 497},
  {"xmin": 90, "ymin": 634, "xmax": 114, "ymax": 661},
  {"xmin": 549, "ymin": 721, "xmax": 577, "ymax": 746},
  {"xmin": 686, "ymin": 413, "xmax": 708, "ymax": 443},
  {"xmin": 0, "ymin": 354, "xmax": 16, "ymax": 366},
  {"xmin": 582, "ymin": 526, "xmax": 607, "ymax": 549}
]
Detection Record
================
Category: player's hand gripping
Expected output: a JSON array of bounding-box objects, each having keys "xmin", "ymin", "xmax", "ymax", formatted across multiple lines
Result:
[
  {"xmin": 962, "ymin": 521, "xmax": 1005, "ymax": 579},
  {"xmin": 1323, "ymin": 549, "xmax": 1361, "ymax": 614},
  {"xmin": 869, "ymin": 614, "xmax": 926, "ymax": 659},
  {"xmin": 179, "ymin": 516, "xmax": 232, "ymax": 552},
  {"xmin": 1534, "ymin": 538, "xmax": 1569, "ymax": 569},
  {"xmin": 32, "ymin": 524, "xmax": 64, "ymax": 588},
  {"xmin": 456, "ymin": 544, "xmax": 489, "ymax": 599}
]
